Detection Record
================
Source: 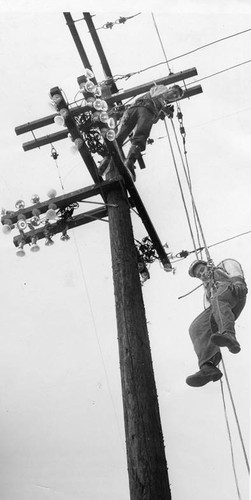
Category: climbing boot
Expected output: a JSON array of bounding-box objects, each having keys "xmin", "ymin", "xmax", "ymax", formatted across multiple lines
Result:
[
  {"xmin": 124, "ymin": 144, "xmax": 141, "ymax": 182},
  {"xmin": 211, "ymin": 331, "xmax": 241, "ymax": 354},
  {"xmin": 186, "ymin": 363, "xmax": 223, "ymax": 387},
  {"xmin": 98, "ymin": 156, "xmax": 110, "ymax": 176}
]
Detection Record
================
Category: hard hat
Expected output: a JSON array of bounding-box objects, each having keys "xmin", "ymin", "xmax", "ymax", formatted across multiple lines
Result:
[{"xmin": 188, "ymin": 259, "xmax": 208, "ymax": 277}]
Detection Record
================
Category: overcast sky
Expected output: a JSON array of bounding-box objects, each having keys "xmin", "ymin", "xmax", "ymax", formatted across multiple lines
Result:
[{"xmin": 0, "ymin": 2, "xmax": 250, "ymax": 500}]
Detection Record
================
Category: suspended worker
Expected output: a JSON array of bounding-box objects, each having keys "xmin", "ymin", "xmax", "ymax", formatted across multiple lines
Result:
[
  {"xmin": 186, "ymin": 258, "xmax": 248, "ymax": 387},
  {"xmin": 98, "ymin": 83, "xmax": 184, "ymax": 180}
]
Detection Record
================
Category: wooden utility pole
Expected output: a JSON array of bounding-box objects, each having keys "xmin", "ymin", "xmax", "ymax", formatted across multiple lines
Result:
[{"xmin": 106, "ymin": 165, "xmax": 171, "ymax": 499}]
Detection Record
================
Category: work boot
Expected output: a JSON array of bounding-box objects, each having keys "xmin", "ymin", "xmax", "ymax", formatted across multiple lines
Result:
[
  {"xmin": 124, "ymin": 144, "xmax": 141, "ymax": 182},
  {"xmin": 211, "ymin": 331, "xmax": 241, "ymax": 354},
  {"xmin": 186, "ymin": 363, "xmax": 223, "ymax": 387},
  {"xmin": 98, "ymin": 156, "xmax": 110, "ymax": 176}
]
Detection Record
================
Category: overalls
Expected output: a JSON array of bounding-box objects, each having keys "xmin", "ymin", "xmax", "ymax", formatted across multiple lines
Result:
[{"xmin": 116, "ymin": 91, "xmax": 164, "ymax": 151}]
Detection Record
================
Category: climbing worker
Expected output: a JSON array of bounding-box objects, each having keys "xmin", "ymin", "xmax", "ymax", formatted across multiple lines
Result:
[
  {"xmin": 98, "ymin": 83, "xmax": 183, "ymax": 180},
  {"xmin": 186, "ymin": 258, "xmax": 248, "ymax": 387}
]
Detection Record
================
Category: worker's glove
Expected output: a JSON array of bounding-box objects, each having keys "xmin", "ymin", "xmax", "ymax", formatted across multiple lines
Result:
[
  {"xmin": 162, "ymin": 104, "xmax": 174, "ymax": 119},
  {"xmin": 230, "ymin": 280, "xmax": 248, "ymax": 298}
]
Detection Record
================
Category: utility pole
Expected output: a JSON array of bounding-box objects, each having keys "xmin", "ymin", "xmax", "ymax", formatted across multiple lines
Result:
[
  {"xmin": 106, "ymin": 163, "xmax": 171, "ymax": 498},
  {"xmin": 3, "ymin": 13, "xmax": 203, "ymax": 499}
]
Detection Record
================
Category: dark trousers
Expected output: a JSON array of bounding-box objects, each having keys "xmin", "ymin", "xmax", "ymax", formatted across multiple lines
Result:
[
  {"xmin": 189, "ymin": 283, "xmax": 246, "ymax": 367},
  {"xmin": 116, "ymin": 106, "xmax": 154, "ymax": 151}
]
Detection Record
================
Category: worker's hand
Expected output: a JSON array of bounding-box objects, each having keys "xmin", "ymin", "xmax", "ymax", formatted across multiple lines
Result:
[
  {"xmin": 230, "ymin": 282, "xmax": 248, "ymax": 298},
  {"xmin": 163, "ymin": 104, "xmax": 174, "ymax": 119}
]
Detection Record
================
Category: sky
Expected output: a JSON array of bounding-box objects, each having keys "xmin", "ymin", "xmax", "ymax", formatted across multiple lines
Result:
[{"xmin": 0, "ymin": 2, "xmax": 250, "ymax": 500}]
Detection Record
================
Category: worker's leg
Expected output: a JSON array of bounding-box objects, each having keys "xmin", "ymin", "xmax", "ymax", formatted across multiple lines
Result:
[
  {"xmin": 188, "ymin": 307, "xmax": 221, "ymax": 367},
  {"xmin": 116, "ymin": 107, "xmax": 153, "ymax": 180},
  {"xmin": 98, "ymin": 108, "xmax": 138, "ymax": 175},
  {"xmin": 116, "ymin": 107, "xmax": 139, "ymax": 147},
  {"xmin": 210, "ymin": 284, "xmax": 246, "ymax": 353},
  {"xmin": 130, "ymin": 107, "xmax": 154, "ymax": 150},
  {"xmin": 211, "ymin": 283, "xmax": 238, "ymax": 334},
  {"xmin": 186, "ymin": 308, "xmax": 222, "ymax": 387}
]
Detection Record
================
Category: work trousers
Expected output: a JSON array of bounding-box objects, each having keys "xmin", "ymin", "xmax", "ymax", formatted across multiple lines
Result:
[
  {"xmin": 116, "ymin": 106, "xmax": 154, "ymax": 151},
  {"xmin": 189, "ymin": 282, "xmax": 247, "ymax": 367}
]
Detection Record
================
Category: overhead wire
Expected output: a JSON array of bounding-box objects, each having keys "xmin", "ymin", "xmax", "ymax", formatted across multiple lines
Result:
[
  {"xmin": 95, "ymin": 13, "xmax": 141, "ymax": 31},
  {"xmin": 169, "ymin": 27, "xmax": 251, "ymax": 62},
  {"xmin": 220, "ymin": 376, "xmax": 242, "ymax": 500},
  {"xmin": 221, "ymin": 358, "xmax": 250, "ymax": 475},
  {"xmin": 72, "ymin": 229, "xmax": 125, "ymax": 449},
  {"xmin": 208, "ymin": 230, "xmax": 251, "ymax": 251},
  {"xmin": 185, "ymin": 59, "xmax": 251, "ymax": 87},
  {"xmin": 168, "ymin": 230, "xmax": 251, "ymax": 266},
  {"xmin": 151, "ymin": 13, "xmax": 172, "ymax": 74},
  {"xmin": 112, "ymin": 58, "xmax": 251, "ymax": 85},
  {"xmin": 120, "ymin": 22, "xmax": 251, "ymax": 79}
]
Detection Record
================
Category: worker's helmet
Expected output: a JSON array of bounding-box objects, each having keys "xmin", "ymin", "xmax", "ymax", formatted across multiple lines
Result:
[{"xmin": 188, "ymin": 259, "xmax": 208, "ymax": 277}]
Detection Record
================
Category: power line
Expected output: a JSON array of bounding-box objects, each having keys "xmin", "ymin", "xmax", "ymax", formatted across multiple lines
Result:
[
  {"xmin": 113, "ymin": 58, "xmax": 251, "ymax": 87},
  {"xmin": 134, "ymin": 27, "xmax": 251, "ymax": 75},
  {"xmin": 168, "ymin": 27, "xmax": 251, "ymax": 63},
  {"xmin": 173, "ymin": 230, "xmax": 251, "ymax": 261},
  {"xmin": 185, "ymin": 59, "xmax": 251, "ymax": 86},
  {"xmin": 111, "ymin": 23, "xmax": 251, "ymax": 84},
  {"xmin": 220, "ymin": 377, "xmax": 242, "ymax": 500},
  {"xmin": 221, "ymin": 358, "xmax": 250, "ymax": 475},
  {"xmin": 208, "ymin": 230, "xmax": 251, "ymax": 250},
  {"xmin": 95, "ymin": 13, "xmax": 141, "ymax": 31},
  {"xmin": 151, "ymin": 13, "xmax": 172, "ymax": 74}
]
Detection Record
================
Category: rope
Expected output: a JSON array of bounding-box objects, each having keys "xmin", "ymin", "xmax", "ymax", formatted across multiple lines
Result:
[
  {"xmin": 168, "ymin": 117, "xmax": 213, "ymax": 263},
  {"xmin": 221, "ymin": 358, "xmax": 250, "ymax": 475},
  {"xmin": 220, "ymin": 377, "xmax": 242, "ymax": 500},
  {"xmin": 163, "ymin": 119, "xmax": 199, "ymax": 257},
  {"xmin": 178, "ymin": 282, "xmax": 203, "ymax": 299},
  {"xmin": 175, "ymin": 104, "xmax": 204, "ymax": 259}
]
